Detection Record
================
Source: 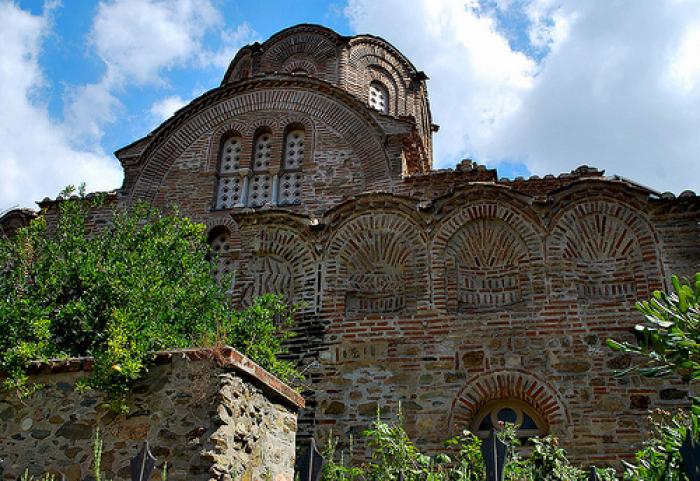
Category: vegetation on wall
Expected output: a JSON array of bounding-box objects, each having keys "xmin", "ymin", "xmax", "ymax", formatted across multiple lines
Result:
[{"xmin": 0, "ymin": 185, "xmax": 298, "ymax": 411}]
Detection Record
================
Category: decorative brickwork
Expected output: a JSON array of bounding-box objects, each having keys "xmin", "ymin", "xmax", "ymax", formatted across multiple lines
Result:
[
  {"xmin": 325, "ymin": 210, "xmax": 428, "ymax": 318},
  {"xmin": 448, "ymin": 370, "xmax": 570, "ymax": 436},
  {"xmin": 6, "ymin": 23, "xmax": 700, "ymax": 467}
]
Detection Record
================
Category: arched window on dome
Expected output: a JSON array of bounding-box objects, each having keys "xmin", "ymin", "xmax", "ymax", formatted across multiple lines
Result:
[
  {"xmin": 215, "ymin": 134, "xmax": 243, "ymax": 209},
  {"xmin": 278, "ymin": 126, "xmax": 304, "ymax": 205},
  {"xmin": 248, "ymin": 128, "xmax": 273, "ymax": 208},
  {"xmin": 471, "ymin": 399, "xmax": 547, "ymax": 444},
  {"xmin": 369, "ymin": 81, "xmax": 389, "ymax": 114}
]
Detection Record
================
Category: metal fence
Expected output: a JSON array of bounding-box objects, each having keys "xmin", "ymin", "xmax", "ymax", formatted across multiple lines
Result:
[{"xmin": 294, "ymin": 428, "xmax": 700, "ymax": 481}]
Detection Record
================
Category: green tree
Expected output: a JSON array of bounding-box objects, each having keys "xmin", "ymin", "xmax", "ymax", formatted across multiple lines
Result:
[
  {"xmin": 607, "ymin": 273, "xmax": 700, "ymax": 481},
  {"xmin": 608, "ymin": 274, "xmax": 700, "ymax": 380},
  {"xmin": 0, "ymin": 186, "xmax": 297, "ymax": 411}
]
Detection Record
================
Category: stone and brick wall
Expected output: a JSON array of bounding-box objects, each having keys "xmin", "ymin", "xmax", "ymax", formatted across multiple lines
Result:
[
  {"xmin": 4, "ymin": 23, "xmax": 700, "ymax": 467},
  {"xmin": 0, "ymin": 347, "xmax": 303, "ymax": 481}
]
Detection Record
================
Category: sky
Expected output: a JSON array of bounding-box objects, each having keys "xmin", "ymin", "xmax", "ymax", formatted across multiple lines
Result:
[{"xmin": 1, "ymin": 0, "xmax": 699, "ymax": 211}]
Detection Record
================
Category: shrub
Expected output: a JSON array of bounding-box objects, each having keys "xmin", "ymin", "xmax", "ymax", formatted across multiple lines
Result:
[
  {"xmin": 0, "ymin": 186, "xmax": 298, "ymax": 411},
  {"xmin": 607, "ymin": 273, "xmax": 700, "ymax": 480},
  {"xmin": 319, "ymin": 413, "xmax": 618, "ymax": 481},
  {"xmin": 621, "ymin": 409, "xmax": 693, "ymax": 481},
  {"xmin": 607, "ymin": 274, "xmax": 700, "ymax": 380}
]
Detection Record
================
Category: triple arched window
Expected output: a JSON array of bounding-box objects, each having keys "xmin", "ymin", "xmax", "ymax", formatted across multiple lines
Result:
[{"xmin": 215, "ymin": 126, "xmax": 305, "ymax": 210}]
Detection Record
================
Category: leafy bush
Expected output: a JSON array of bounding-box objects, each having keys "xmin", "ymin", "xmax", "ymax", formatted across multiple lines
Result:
[
  {"xmin": 0, "ymin": 186, "xmax": 298, "ymax": 410},
  {"xmin": 321, "ymin": 407, "xmax": 483, "ymax": 481},
  {"xmin": 319, "ymin": 411, "xmax": 618, "ymax": 481},
  {"xmin": 608, "ymin": 274, "xmax": 700, "ymax": 380},
  {"xmin": 502, "ymin": 432, "xmax": 616, "ymax": 481},
  {"xmin": 607, "ymin": 273, "xmax": 700, "ymax": 481},
  {"xmin": 621, "ymin": 409, "xmax": 694, "ymax": 481}
]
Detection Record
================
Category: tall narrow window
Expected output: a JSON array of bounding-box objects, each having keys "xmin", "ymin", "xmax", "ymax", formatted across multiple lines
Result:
[
  {"xmin": 215, "ymin": 135, "xmax": 243, "ymax": 209},
  {"xmin": 208, "ymin": 227, "xmax": 236, "ymax": 286},
  {"xmin": 248, "ymin": 130, "xmax": 273, "ymax": 208},
  {"xmin": 369, "ymin": 81, "xmax": 388, "ymax": 113},
  {"xmin": 279, "ymin": 128, "xmax": 304, "ymax": 205}
]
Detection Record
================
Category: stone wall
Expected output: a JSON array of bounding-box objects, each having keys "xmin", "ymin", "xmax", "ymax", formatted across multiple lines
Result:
[{"xmin": 0, "ymin": 347, "xmax": 304, "ymax": 481}]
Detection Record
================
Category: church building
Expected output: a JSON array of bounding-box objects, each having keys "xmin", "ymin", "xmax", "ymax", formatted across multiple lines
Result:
[{"xmin": 3, "ymin": 24, "xmax": 700, "ymax": 464}]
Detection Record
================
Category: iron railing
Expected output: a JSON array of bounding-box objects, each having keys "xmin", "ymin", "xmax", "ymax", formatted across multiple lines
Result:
[{"xmin": 294, "ymin": 427, "xmax": 700, "ymax": 481}]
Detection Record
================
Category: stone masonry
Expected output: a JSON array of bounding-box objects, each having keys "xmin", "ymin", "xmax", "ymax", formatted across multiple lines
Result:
[
  {"xmin": 2, "ymin": 23, "xmax": 700, "ymax": 465},
  {"xmin": 0, "ymin": 347, "xmax": 303, "ymax": 481}
]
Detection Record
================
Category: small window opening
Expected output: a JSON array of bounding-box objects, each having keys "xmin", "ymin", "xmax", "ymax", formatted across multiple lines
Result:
[
  {"xmin": 471, "ymin": 399, "xmax": 547, "ymax": 444},
  {"xmin": 369, "ymin": 81, "xmax": 389, "ymax": 114}
]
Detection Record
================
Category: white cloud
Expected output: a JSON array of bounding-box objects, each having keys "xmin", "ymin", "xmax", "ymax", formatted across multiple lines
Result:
[
  {"xmin": 0, "ymin": 1, "xmax": 122, "ymax": 210},
  {"xmin": 63, "ymin": 77, "xmax": 121, "ymax": 147},
  {"xmin": 0, "ymin": 0, "xmax": 255, "ymax": 210},
  {"xmin": 150, "ymin": 95, "xmax": 187, "ymax": 123},
  {"xmin": 90, "ymin": 0, "xmax": 221, "ymax": 85},
  {"xmin": 346, "ymin": 0, "xmax": 700, "ymax": 193},
  {"xmin": 345, "ymin": 0, "xmax": 536, "ymax": 167},
  {"xmin": 65, "ymin": 0, "xmax": 225, "ymax": 146},
  {"xmin": 198, "ymin": 22, "xmax": 259, "ymax": 69},
  {"xmin": 485, "ymin": 1, "xmax": 700, "ymax": 192}
]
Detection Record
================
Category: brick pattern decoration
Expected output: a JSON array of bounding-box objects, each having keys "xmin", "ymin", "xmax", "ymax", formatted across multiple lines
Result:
[
  {"xmin": 431, "ymin": 198, "xmax": 544, "ymax": 313},
  {"xmin": 233, "ymin": 218, "xmax": 318, "ymax": 313},
  {"xmin": 16, "ymin": 24, "xmax": 700, "ymax": 468},
  {"xmin": 448, "ymin": 370, "xmax": 570, "ymax": 435},
  {"xmin": 327, "ymin": 213, "xmax": 427, "ymax": 317},
  {"xmin": 259, "ymin": 28, "xmax": 340, "ymax": 84},
  {"xmin": 547, "ymin": 197, "xmax": 665, "ymax": 305},
  {"xmin": 123, "ymin": 78, "xmax": 397, "ymax": 203}
]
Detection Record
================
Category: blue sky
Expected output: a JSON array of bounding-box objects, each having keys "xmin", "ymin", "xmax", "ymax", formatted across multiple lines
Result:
[{"xmin": 2, "ymin": 1, "xmax": 700, "ymax": 210}]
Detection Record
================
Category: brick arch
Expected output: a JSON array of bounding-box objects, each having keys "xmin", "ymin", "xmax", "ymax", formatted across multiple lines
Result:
[
  {"xmin": 547, "ymin": 199, "xmax": 664, "ymax": 302},
  {"xmin": 280, "ymin": 56, "xmax": 319, "ymax": 76},
  {"xmin": 431, "ymin": 199, "xmax": 545, "ymax": 312},
  {"xmin": 248, "ymin": 117, "xmax": 275, "ymax": 133},
  {"xmin": 275, "ymin": 114, "xmax": 315, "ymax": 138},
  {"xmin": 259, "ymin": 30, "xmax": 339, "ymax": 82},
  {"xmin": 366, "ymin": 65, "xmax": 400, "ymax": 116},
  {"xmin": 204, "ymin": 216, "xmax": 240, "ymax": 235},
  {"xmin": 350, "ymin": 52, "xmax": 409, "ymax": 88},
  {"xmin": 229, "ymin": 51, "xmax": 252, "ymax": 82},
  {"xmin": 205, "ymin": 120, "xmax": 248, "ymax": 172},
  {"xmin": 347, "ymin": 37, "xmax": 419, "ymax": 83},
  {"xmin": 222, "ymin": 25, "xmax": 342, "ymax": 86},
  {"xmin": 347, "ymin": 44, "xmax": 413, "ymax": 117},
  {"xmin": 448, "ymin": 370, "xmax": 570, "ymax": 436},
  {"xmin": 235, "ymin": 221, "xmax": 317, "ymax": 313},
  {"xmin": 324, "ymin": 208, "xmax": 429, "ymax": 318},
  {"xmin": 129, "ymin": 80, "xmax": 393, "ymax": 203}
]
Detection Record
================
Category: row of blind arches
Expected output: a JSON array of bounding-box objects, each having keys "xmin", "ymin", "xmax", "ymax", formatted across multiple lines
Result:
[{"xmin": 216, "ymin": 127, "xmax": 305, "ymax": 209}]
